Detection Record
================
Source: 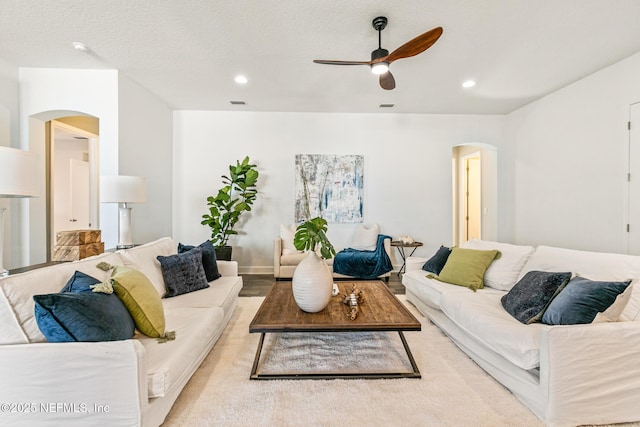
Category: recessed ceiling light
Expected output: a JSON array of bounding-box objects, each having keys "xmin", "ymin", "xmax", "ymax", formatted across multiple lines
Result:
[
  {"xmin": 234, "ymin": 75, "xmax": 248, "ymax": 84},
  {"xmin": 462, "ymin": 80, "xmax": 476, "ymax": 88},
  {"xmin": 72, "ymin": 42, "xmax": 89, "ymax": 53}
]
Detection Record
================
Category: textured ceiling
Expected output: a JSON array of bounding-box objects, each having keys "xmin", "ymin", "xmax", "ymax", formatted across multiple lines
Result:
[{"xmin": 2, "ymin": 0, "xmax": 640, "ymax": 114}]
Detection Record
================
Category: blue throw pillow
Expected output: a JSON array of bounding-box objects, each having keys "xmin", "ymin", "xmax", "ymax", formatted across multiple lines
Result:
[
  {"xmin": 178, "ymin": 240, "xmax": 221, "ymax": 281},
  {"xmin": 542, "ymin": 276, "xmax": 632, "ymax": 325},
  {"xmin": 157, "ymin": 247, "xmax": 210, "ymax": 298},
  {"xmin": 33, "ymin": 271, "xmax": 135, "ymax": 342},
  {"xmin": 501, "ymin": 271, "xmax": 572, "ymax": 324},
  {"xmin": 422, "ymin": 246, "xmax": 451, "ymax": 275}
]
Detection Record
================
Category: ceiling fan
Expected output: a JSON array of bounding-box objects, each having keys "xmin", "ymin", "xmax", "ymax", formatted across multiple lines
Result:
[{"xmin": 313, "ymin": 16, "xmax": 443, "ymax": 90}]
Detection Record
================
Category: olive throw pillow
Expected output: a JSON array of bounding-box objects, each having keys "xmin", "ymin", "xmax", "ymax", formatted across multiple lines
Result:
[
  {"xmin": 501, "ymin": 271, "xmax": 572, "ymax": 324},
  {"xmin": 436, "ymin": 247, "xmax": 501, "ymax": 291},
  {"xmin": 111, "ymin": 266, "xmax": 174, "ymax": 341}
]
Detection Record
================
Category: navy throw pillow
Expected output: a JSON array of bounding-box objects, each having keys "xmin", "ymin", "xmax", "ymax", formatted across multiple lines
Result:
[
  {"xmin": 422, "ymin": 246, "xmax": 451, "ymax": 275},
  {"xmin": 501, "ymin": 271, "xmax": 572, "ymax": 324},
  {"xmin": 33, "ymin": 271, "xmax": 135, "ymax": 342},
  {"xmin": 157, "ymin": 247, "xmax": 210, "ymax": 298},
  {"xmin": 542, "ymin": 277, "xmax": 632, "ymax": 325},
  {"xmin": 178, "ymin": 240, "xmax": 221, "ymax": 281}
]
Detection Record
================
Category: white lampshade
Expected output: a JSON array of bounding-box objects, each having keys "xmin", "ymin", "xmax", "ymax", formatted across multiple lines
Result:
[
  {"xmin": 100, "ymin": 176, "xmax": 147, "ymax": 203},
  {"xmin": 0, "ymin": 147, "xmax": 39, "ymax": 198}
]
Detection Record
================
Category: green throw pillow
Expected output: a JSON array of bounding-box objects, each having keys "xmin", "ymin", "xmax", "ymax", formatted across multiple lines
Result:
[
  {"xmin": 111, "ymin": 266, "xmax": 168, "ymax": 339},
  {"xmin": 436, "ymin": 247, "xmax": 501, "ymax": 291}
]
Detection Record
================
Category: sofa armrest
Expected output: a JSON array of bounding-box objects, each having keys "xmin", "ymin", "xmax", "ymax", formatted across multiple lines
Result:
[
  {"xmin": 405, "ymin": 257, "xmax": 429, "ymax": 273},
  {"xmin": 274, "ymin": 237, "xmax": 283, "ymax": 278},
  {"xmin": 217, "ymin": 260, "xmax": 238, "ymax": 277},
  {"xmin": 0, "ymin": 340, "xmax": 147, "ymax": 426},
  {"xmin": 540, "ymin": 322, "xmax": 640, "ymax": 425}
]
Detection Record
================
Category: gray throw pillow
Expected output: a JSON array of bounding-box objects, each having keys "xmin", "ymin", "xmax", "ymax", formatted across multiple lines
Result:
[
  {"xmin": 422, "ymin": 245, "xmax": 451, "ymax": 275},
  {"xmin": 157, "ymin": 248, "xmax": 209, "ymax": 298},
  {"xmin": 501, "ymin": 271, "xmax": 572, "ymax": 324},
  {"xmin": 542, "ymin": 277, "xmax": 632, "ymax": 325},
  {"xmin": 178, "ymin": 240, "xmax": 221, "ymax": 281}
]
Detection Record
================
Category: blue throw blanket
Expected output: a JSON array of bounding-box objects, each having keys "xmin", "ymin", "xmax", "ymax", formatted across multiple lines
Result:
[{"xmin": 332, "ymin": 234, "xmax": 393, "ymax": 279}]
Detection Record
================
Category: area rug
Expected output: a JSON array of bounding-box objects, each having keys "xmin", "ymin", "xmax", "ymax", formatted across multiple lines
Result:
[{"xmin": 162, "ymin": 296, "xmax": 544, "ymax": 427}]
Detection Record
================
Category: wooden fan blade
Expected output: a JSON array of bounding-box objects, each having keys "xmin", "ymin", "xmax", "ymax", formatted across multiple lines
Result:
[
  {"xmin": 313, "ymin": 59, "xmax": 372, "ymax": 65},
  {"xmin": 379, "ymin": 71, "xmax": 395, "ymax": 90},
  {"xmin": 386, "ymin": 27, "xmax": 443, "ymax": 63}
]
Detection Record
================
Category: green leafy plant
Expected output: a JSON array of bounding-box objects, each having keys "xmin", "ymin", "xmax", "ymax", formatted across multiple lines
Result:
[
  {"xmin": 293, "ymin": 165, "xmax": 336, "ymax": 259},
  {"xmin": 201, "ymin": 156, "xmax": 259, "ymax": 248}
]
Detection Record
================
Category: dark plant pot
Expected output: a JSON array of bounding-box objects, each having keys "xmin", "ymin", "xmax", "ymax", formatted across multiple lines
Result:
[{"xmin": 215, "ymin": 246, "xmax": 232, "ymax": 261}]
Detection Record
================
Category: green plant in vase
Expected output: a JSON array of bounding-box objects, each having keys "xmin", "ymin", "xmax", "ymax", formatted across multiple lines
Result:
[{"xmin": 201, "ymin": 156, "xmax": 259, "ymax": 260}]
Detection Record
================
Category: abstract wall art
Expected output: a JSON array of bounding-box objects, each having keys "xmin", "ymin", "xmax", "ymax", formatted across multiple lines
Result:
[{"xmin": 295, "ymin": 154, "xmax": 363, "ymax": 223}]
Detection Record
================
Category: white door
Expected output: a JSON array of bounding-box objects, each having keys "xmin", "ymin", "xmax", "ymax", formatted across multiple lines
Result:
[
  {"xmin": 629, "ymin": 103, "xmax": 640, "ymax": 254},
  {"xmin": 70, "ymin": 158, "xmax": 91, "ymax": 229}
]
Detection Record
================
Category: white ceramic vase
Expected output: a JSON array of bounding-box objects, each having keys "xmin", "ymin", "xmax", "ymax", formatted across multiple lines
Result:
[{"xmin": 292, "ymin": 251, "xmax": 333, "ymax": 313}]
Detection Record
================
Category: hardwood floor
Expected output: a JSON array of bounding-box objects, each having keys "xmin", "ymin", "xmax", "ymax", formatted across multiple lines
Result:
[{"xmin": 239, "ymin": 273, "xmax": 406, "ymax": 297}]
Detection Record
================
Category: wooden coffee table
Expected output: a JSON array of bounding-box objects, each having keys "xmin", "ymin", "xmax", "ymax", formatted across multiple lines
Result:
[{"xmin": 249, "ymin": 280, "xmax": 421, "ymax": 380}]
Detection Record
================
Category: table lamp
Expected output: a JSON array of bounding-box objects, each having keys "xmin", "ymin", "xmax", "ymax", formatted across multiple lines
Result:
[
  {"xmin": 0, "ymin": 147, "xmax": 39, "ymax": 277},
  {"xmin": 100, "ymin": 176, "xmax": 146, "ymax": 249}
]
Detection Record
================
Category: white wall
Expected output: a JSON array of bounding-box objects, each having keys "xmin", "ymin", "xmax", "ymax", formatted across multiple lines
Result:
[
  {"xmin": 118, "ymin": 74, "xmax": 173, "ymax": 245},
  {"xmin": 506, "ymin": 51, "xmax": 640, "ymax": 253},
  {"xmin": 19, "ymin": 68, "xmax": 120, "ymax": 261},
  {"xmin": 0, "ymin": 59, "xmax": 19, "ymax": 270},
  {"xmin": 173, "ymin": 111, "xmax": 505, "ymax": 273}
]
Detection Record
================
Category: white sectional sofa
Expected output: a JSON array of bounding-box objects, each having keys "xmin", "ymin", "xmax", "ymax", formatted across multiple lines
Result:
[
  {"xmin": 0, "ymin": 237, "xmax": 242, "ymax": 427},
  {"xmin": 403, "ymin": 239, "xmax": 640, "ymax": 427}
]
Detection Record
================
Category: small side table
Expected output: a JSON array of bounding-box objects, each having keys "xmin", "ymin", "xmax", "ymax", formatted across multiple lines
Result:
[{"xmin": 391, "ymin": 241, "xmax": 423, "ymax": 276}]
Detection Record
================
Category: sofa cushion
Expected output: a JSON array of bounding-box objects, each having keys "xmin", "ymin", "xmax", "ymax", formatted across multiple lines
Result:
[
  {"xmin": 162, "ymin": 275, "xmax": 243, "ymax": 315},
  {"xmin": 0, "ymin": 252, "xmax": 123, "ymax": 343},
  {"xmin": 501, "ymin": 271, "xmax": 572, "ymax": 324},
  {"xmin": 349, "ymin": 224, "xmax": 379, "ymax": 251},
  {"xmin": 33, "ymin": 271, "xmax": 135, "ymax": 342},
  {"xmin": 111, "ymin": 266, "xmax": 166, "ymax": 338},
  {"xmin": 422, "ymin": 246, "xmax": 451, "ymax": 275},
  {"xmin": 157, "ymin": 249, "xmax": 210, "ymax": 298},
  {"xmin": 462, "ymin": 240, "xmax": 535, "ymax": 290},
  {"xmin": 178, "ymin": 240, "xmax": 221, "ymax": 281},
  {"xmin": 437, "ymin": 247, "xmax": 500, "ymax": 291},
  {"xmin": 542, "ymin": 276, "xmax": 633, "ymax": 325},
  {"xmin": 280, "ymin": 224, "xmax": 301, "ymax": 255},
  {"xmin": 402, "ymin": 269, "xmax": 470, "ymax": 310},
  {"xmin": 118, "ymin": 237, "xmax": 177, "ymax": 297},
  {"xmin": 142, "ymin": 306, "xmax": 224, "ymax": 398},
  {"xmin": 281, "ymin": 252, "xmax": 307, "ymax": 266},
  {"xmin": 440, "ymin": 289, "xmax": 547, "ymax": 370}
]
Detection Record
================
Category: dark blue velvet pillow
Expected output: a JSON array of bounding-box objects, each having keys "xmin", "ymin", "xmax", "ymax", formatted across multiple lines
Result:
[
  {"xmin": 422, "ymin": 246, "xmax": 451, "ymax": 275},
  {"xmin": 501, "ymin": 271, "xmax": 572, "ymax": 324},
  {"xmin": 542, "ymin": 277, "xmax": 632, "ymax": 325},
  {"xmin": 178, "ymin": 240, "xmax": 221, "ymax": 281},
  {"xmin": 157, "ymin": 247, "xmax": 210, "ymax": 298},
  {"xmin": 33, "ymin": 271, "xmax": 135, "ymax": 342}
]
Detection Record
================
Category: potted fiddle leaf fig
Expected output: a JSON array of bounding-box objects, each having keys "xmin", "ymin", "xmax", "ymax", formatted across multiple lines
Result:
[{"xmin": 201, "ymin": 156, "xmax": 259, "ymax": 260}]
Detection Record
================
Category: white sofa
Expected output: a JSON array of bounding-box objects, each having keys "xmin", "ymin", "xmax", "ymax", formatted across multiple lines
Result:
[
  {"xmin": 0, "ymin": 237, "xmax": 242, "ymax": 427},
  {"xmin": 273, "ymin": 236, "xmax": 392, "ymax": 280},
  {"xmin": 402, "ymin": 239, "xmax": 640, "ymax": 427}
]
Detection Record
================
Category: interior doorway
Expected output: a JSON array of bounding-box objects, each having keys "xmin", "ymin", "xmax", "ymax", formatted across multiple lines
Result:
[
  {"xmin": 47, "ymin": 118, "xmax": 99, "ymax": 260},
  {"xmin": 452, "ymin": 144, "xmax": 498, "ymax": 246},
  {"xmin": 627, "ymin": 102, "xmax": 640, "ymax": 254}
]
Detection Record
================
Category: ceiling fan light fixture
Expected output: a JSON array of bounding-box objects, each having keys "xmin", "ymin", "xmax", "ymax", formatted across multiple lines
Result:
[{"xmin": 371, "ymin": 62, "xmax": 389, "ymax": 75}]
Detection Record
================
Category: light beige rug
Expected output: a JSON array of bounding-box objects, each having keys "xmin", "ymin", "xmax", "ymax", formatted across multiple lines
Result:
[{"xmin": 162, "ymin": 296, "xmax": 547, "ymax": 426}]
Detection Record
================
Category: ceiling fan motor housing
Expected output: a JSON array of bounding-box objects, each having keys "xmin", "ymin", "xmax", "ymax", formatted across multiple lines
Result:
[{"xmin": 371, "ymin": 48, "xmax": 389, "ymax": 62}]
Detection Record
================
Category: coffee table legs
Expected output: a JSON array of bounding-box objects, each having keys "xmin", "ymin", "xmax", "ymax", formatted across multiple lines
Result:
[{"xmin": 250, "ymin": 331, "xmax": 421, "ymax": 380}]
